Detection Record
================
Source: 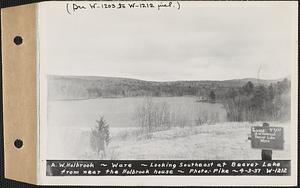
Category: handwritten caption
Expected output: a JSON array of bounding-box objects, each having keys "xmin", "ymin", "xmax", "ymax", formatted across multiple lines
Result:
[
  {"xmin": 251, "ymin": 126, "xmax": 284, "ymax": 150},
  {"xmin": 47, "ymin": 160, "xmax": 290, "ymax": 176},
  {"xmin": 66, "ymin": 1, "xmax": 181, "ymax": 14}
]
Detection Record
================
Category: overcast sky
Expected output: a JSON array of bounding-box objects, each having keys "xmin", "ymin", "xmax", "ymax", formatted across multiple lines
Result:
[{"xmin": 39, "ymin": 1, "xmax": 297, "ymax": 81}]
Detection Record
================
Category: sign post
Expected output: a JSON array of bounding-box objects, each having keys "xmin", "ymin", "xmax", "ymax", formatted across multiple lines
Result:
[
  {"xmin": 261, "ymin": 123, "xmax": 272, "ymax": 160},
  {"xmin": 250, "ymin": 122, "xmax": 284, "ymax": 160}
]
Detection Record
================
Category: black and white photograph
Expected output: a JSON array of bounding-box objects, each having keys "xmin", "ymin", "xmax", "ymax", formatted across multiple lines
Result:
[
  {"xmin": 0, "ymin": 0, "xmax": 297, "ymax": 186},
  {"xmin": 35, "ymin": 1, "xmax": 298, "ymax": 185},
  {"xmin": 41, "ymin": 1, "xmax": 296, "ymax": 161}
]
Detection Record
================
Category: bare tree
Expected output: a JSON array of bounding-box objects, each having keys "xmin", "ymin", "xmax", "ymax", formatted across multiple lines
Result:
[{"xmin": 133, "ymin": 97, "xmax": 171, "ymax": 135}]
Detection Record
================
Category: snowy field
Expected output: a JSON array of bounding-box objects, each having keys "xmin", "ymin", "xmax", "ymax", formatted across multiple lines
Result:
[{"xmin": 47, "ymin": 121, "xmax": 290, "ymax": 160}]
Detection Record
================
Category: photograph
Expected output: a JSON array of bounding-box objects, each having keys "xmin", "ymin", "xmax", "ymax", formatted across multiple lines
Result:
[
  {"xmin": 1, "ymin": 1, "xmax": 297, "ymax": 186},
  {"xmin": 41, "ymin": 1, "xmax": 294, "ymax": 162}
]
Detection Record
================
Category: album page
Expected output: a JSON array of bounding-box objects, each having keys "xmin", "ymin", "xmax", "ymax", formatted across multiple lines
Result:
[{"xmin": 37, "ymin": 1, "xmax": 298, "ymax": 186}]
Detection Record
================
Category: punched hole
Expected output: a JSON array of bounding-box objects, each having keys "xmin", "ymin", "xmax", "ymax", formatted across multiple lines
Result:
[
  {"xmin": 14, "ymin": 139, "xmax": 23, "ymax": 149},
  {"xmin": 13, "ymin": 36, "xmax": 23, "ymax": 45}
]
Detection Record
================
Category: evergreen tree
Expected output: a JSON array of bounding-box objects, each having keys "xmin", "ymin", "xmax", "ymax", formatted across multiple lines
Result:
[
  {"xmin": 242, "ymin": 81, "xmax": 254, "ymax": 96},
  {"xmin": 209, "ymin": 91, "xmax": 216, "ymax": 102},
  {"xmin": 90, "ymin": 116, "xmax": 111, "ymax": 158}
]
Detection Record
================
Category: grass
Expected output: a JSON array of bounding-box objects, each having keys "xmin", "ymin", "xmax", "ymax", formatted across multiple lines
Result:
[{"xmin": 47, "ymin": 121, "xmax": 291, "ymax": 160}]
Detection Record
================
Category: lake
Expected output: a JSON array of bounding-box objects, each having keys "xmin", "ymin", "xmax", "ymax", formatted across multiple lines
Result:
[
  {"xmin": 46, "ymin": 97, "xmax": 291, "ymax": 160},
  {"xmin": 48, "ymin": 96, "xmax": 227, "ymax": 129}
]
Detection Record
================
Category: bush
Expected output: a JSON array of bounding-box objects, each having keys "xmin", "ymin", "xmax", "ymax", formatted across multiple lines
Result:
[{"xmin": 195, "ymin": 111, "xmax": 220, "ymax": 126}]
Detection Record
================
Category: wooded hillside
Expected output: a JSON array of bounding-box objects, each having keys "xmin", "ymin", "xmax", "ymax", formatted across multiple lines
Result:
[{"xmin": 48, "ymin": 75, "xmax": 280, "ymax": 100}]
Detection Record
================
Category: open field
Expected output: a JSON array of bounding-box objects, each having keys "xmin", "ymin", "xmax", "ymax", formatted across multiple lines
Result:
[{"xmin": 47, "ymin": 121, "xmax": 290, "ymax": 160}]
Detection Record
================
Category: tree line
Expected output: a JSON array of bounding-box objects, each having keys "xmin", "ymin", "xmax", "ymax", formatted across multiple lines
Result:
[
  {"xmin": 222, "ymin": 79, "xmax": 290, "ymax": 122},
  {"xmin": 48, "ymin": 75, "xmax": 275, "ymax": 100}
]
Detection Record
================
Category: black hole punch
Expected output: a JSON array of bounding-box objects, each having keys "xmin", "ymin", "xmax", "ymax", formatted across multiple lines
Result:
[
  {"xmin": 14, "ymin": 139, "xmax": 23, "ymax": 149},
  {"xmin": 13, "ymin": 36, "xmax": 23, "ymax": 45}
]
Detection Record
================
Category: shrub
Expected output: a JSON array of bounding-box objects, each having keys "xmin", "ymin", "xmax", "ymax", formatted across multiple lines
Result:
[{"xmin": 195, "ymin": 111, "xmax": 220, "ymax": 126}]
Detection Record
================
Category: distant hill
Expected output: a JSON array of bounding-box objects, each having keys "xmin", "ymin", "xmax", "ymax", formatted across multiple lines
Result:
[{"xmin": 47, "ymin": 75, "xmax": 281, "ymax": 100}]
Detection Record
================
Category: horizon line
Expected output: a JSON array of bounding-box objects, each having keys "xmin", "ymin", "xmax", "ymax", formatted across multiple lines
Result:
[{"xmin": 47, "ymin": 74, "xmax": 290, "ymax": 83}]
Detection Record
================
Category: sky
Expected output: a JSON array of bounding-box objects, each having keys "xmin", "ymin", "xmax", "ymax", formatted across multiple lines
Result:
[{"xmin": 39, "ymin": 1, "xmax": 297, "ymax": 81}]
